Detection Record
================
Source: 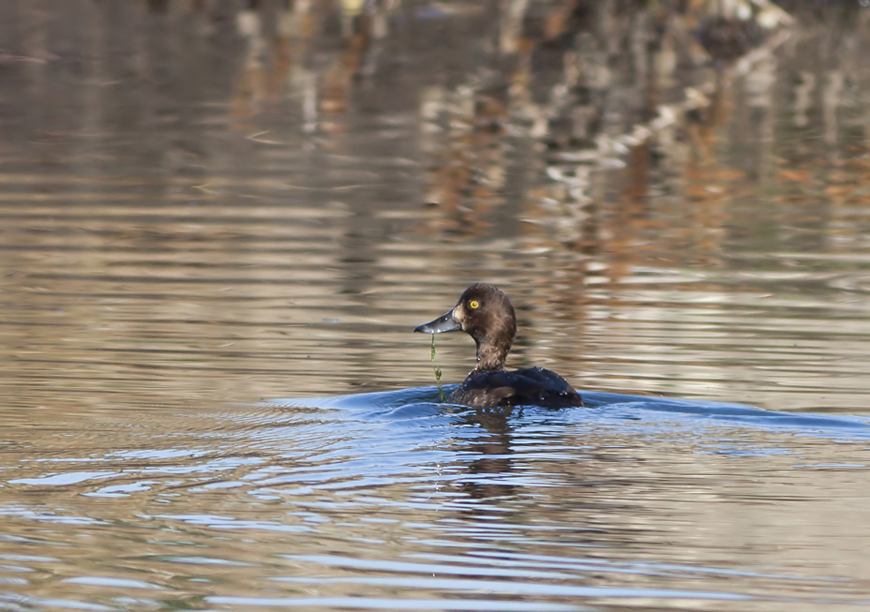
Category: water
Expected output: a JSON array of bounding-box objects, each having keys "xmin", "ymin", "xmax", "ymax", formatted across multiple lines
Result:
[
  {"xmin": 3, "ymin": 0, "xmax": 870, "ymax": 610},
  {"xmin": 5, "ymin": 389, "xmax": 870, "ymax": 611}
]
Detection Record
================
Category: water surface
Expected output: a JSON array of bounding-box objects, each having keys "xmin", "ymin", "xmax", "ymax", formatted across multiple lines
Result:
[{"xmin": 2, "ymin": 1, "xmax": 870, "ymax": 610}]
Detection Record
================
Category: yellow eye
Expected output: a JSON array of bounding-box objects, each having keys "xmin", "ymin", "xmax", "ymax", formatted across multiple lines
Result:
[{"xmin": 469, "ymin": 300, "xmax": 479, "ymax": 309}]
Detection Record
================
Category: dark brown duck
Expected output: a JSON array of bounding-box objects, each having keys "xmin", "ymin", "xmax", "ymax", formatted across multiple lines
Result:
[{"xmin": 415, "ymin": 284, "xmax": 583, "ymax": 409}]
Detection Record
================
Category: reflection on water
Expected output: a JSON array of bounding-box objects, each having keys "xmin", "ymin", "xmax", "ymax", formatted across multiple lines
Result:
[
  {"xmin": 3, "ymin": 0, "xmax": 870, "ymax": 610},
  {"xmin": 4, "ymin": 388, "xmax": 870, "ymax": 611}
]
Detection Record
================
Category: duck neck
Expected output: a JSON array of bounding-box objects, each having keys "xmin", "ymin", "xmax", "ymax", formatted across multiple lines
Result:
[{"xmin": 473, "ymin": 338, "xmax": 509, "ymax": 372}]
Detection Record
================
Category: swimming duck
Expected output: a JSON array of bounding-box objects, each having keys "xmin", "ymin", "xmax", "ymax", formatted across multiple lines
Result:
[{"xmin": 415, "ymin": 284, "xmax": 583, "ymax": 409}]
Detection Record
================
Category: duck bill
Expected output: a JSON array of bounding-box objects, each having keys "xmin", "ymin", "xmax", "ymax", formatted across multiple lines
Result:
[{"xmin": 414, "ymin": 309, "xmax": 461, "ymax": 334}]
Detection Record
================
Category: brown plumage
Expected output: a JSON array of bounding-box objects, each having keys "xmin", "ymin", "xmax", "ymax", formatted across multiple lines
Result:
[{"xmin": 415, "ymin": 284, "xmax": 583, "ymax": 409}]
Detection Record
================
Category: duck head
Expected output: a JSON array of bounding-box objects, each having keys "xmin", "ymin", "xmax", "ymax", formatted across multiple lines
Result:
[{"xmin": 415, "ymin": 283, "xmax": 517, "ymax": 371}]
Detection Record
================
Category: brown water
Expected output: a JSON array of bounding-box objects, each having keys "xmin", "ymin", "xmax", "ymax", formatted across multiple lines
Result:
[{"xmin": 3, "ymin": 1, "xmax": 870, "ymax": 611}]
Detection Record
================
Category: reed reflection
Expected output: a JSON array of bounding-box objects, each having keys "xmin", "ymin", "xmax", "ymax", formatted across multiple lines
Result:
[{"xmin": 0, "ymin": 0, "xmax": 869, "ymax": 410}]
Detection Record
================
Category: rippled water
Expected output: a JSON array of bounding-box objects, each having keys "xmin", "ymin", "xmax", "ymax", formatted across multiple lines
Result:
[
  {"xmin": 5, "ymin": 388, "xmax": 870, "ymax": 611},
  {"xmin": 3, "ymin": 1, "xmax": 870, "ymax": 610}
]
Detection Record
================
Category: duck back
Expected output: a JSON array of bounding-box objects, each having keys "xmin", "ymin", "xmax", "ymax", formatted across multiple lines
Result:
[{"xmin": 450, "ymin": 367, "xmax": 583, "ymax": 409}]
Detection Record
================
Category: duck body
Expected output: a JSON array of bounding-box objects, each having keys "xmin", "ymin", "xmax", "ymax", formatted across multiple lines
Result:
[
  {"xmin": 451, "ymin": 366, "xmax": 582, "ymax": 409},
  {"xmin": 415, "ymin": 283, "xmax": 583, "ymax": 409}
]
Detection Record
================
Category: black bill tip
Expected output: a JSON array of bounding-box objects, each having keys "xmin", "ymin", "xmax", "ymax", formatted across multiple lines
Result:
[{"xmin": 414, "ymin": 310, "xmax": 461, "ymax": 334}]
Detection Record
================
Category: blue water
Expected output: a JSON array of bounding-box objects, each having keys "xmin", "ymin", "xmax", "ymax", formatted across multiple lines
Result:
[
  {"xmin": 269, "ymin": 386, "xmax": 870, "ymax": 441},
  {"xmin": 3, "ymin": 386, "xmax": 870, "ymax": 611}
]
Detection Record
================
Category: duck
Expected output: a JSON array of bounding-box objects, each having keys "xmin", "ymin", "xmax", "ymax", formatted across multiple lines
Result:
[{"xmin": 414, "ymin": 283, "xmax": 583, "ymax": 409}]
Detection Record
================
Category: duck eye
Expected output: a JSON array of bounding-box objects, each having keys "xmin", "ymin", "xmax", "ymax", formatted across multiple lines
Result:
[{"xmin": 469, "ymin": 300, "xmax": 480, "ymax": 309}]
